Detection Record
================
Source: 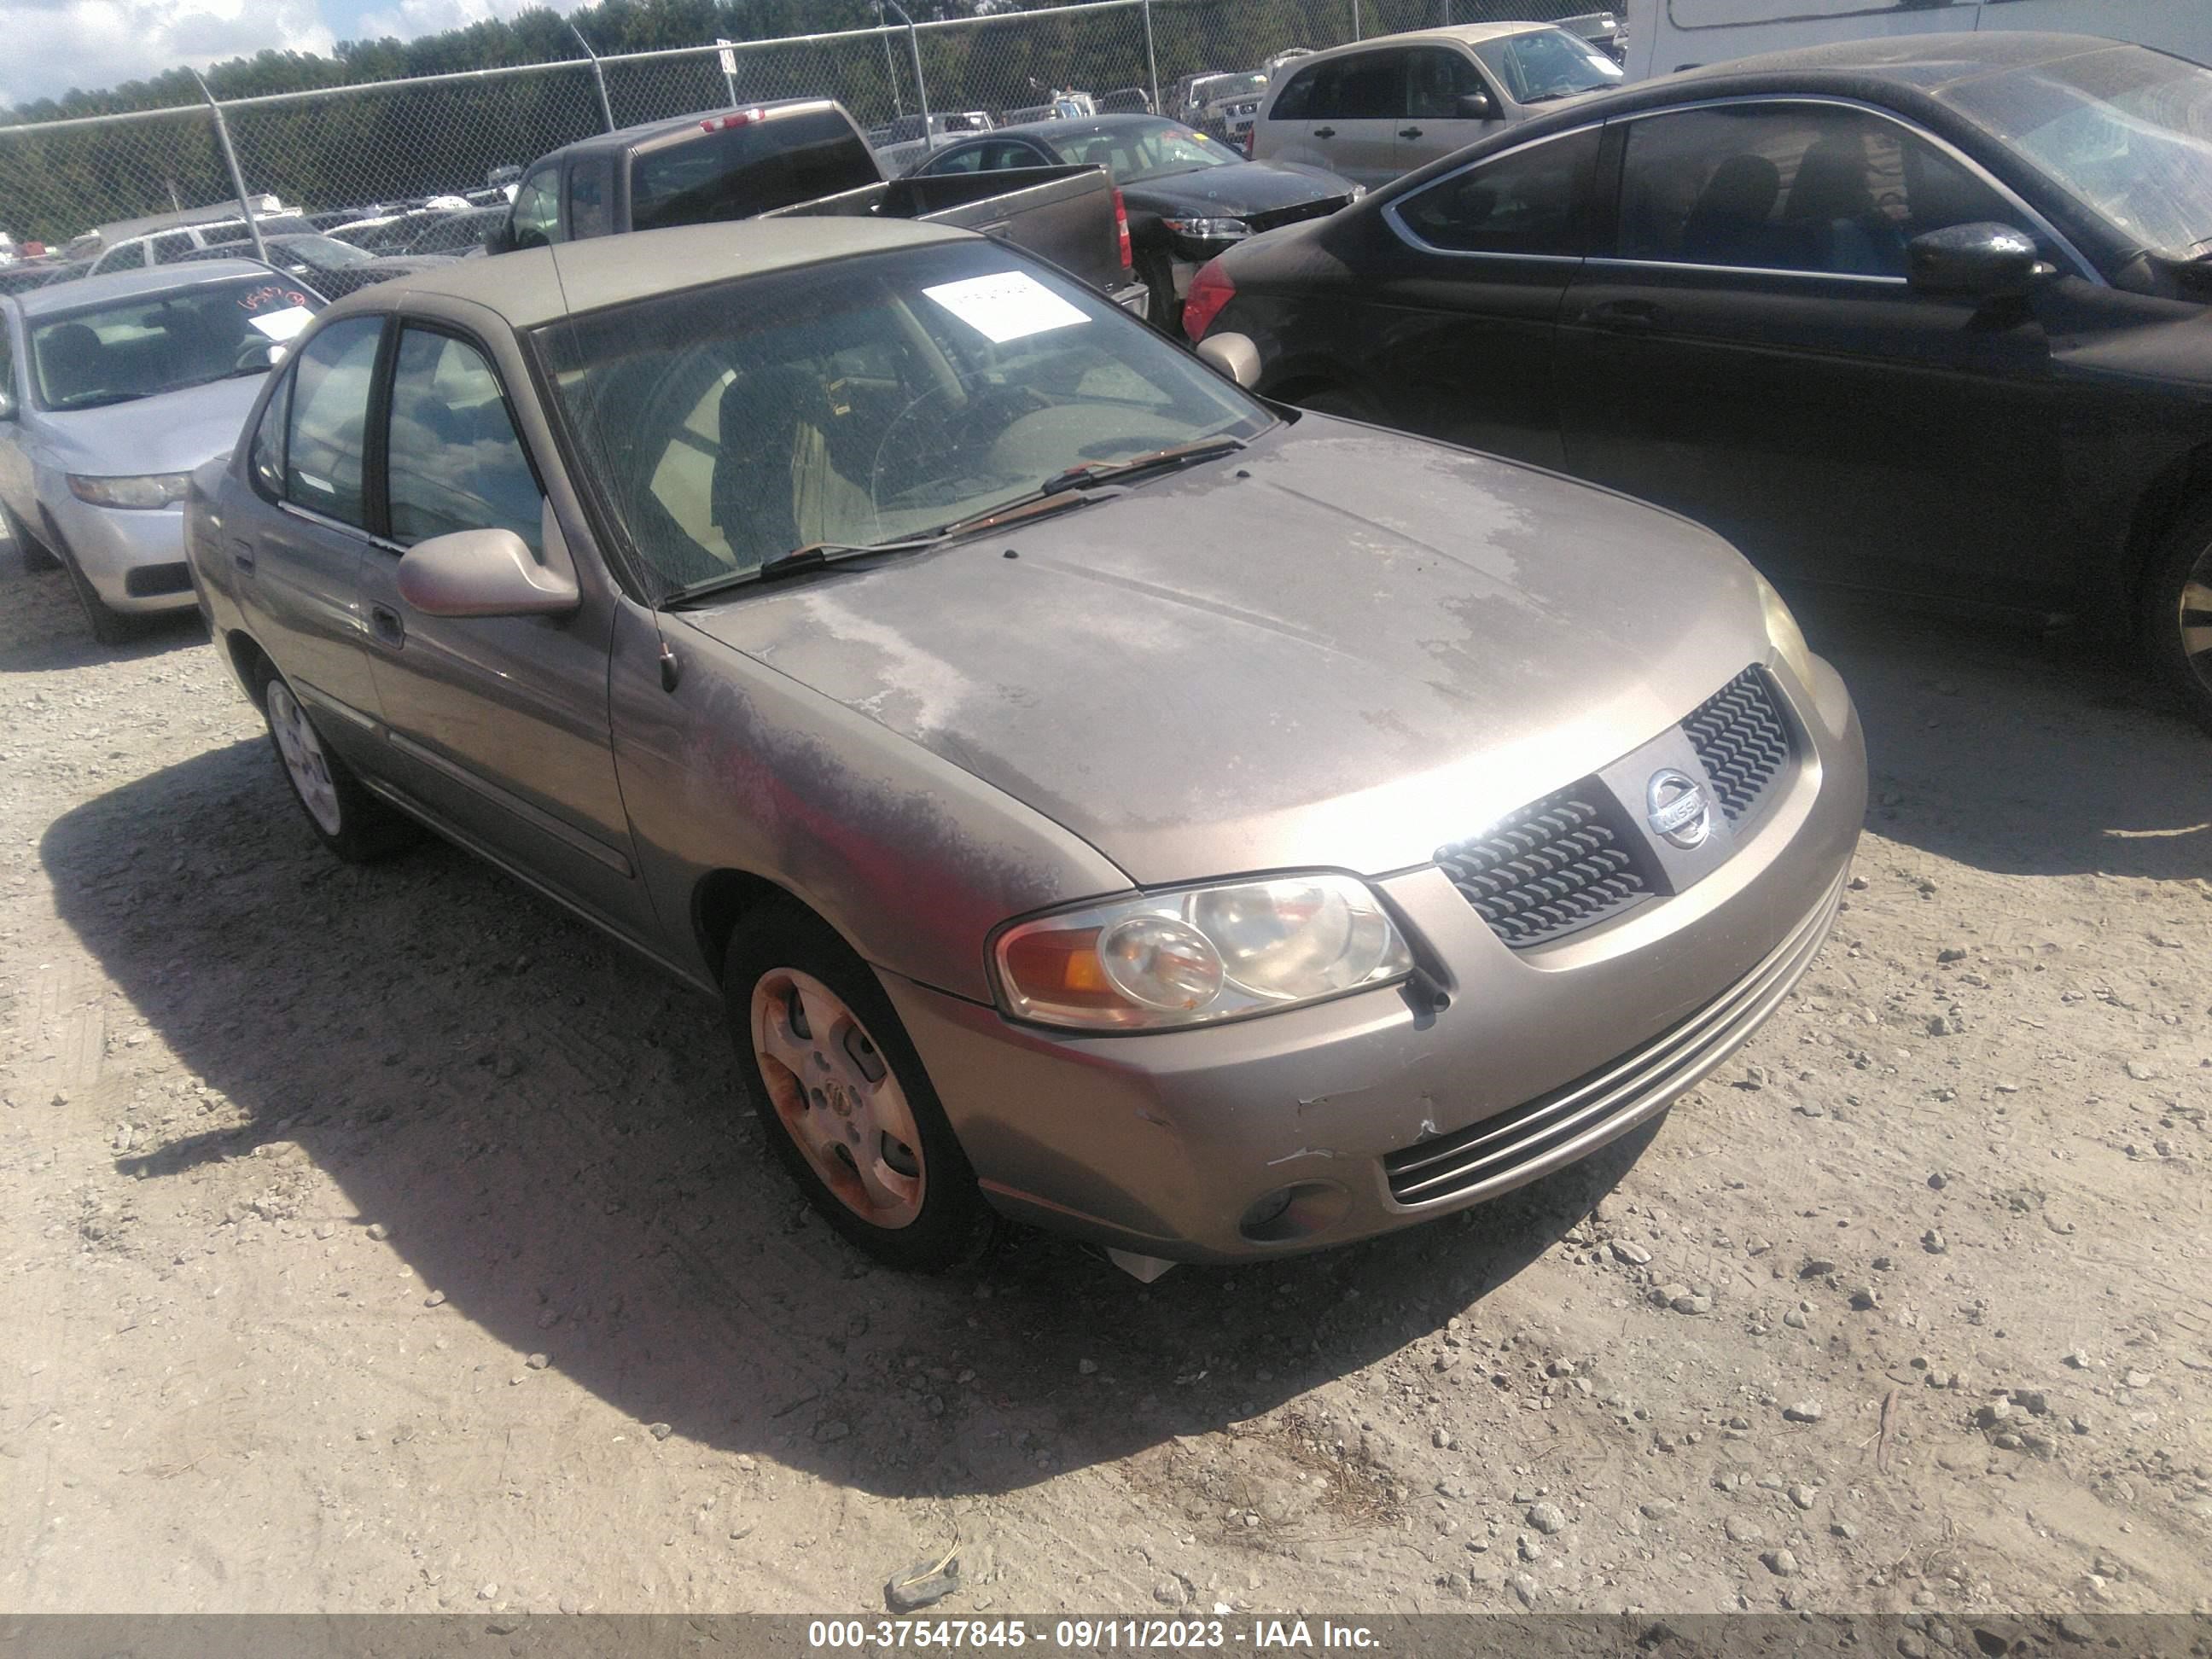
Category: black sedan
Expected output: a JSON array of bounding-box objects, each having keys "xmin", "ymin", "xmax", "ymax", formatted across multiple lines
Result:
[
  {"xmin": 1188, "ymin": 32, "xmax": 2212, "ymax": 731},
  {"xmin": 903, "ymin": 113, "xmax": 1359, "ymax": 329}
]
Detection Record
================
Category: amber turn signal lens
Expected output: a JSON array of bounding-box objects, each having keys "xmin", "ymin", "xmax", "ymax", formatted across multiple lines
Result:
[{"xmin": 1001, "ymin": 926, "xmax": 1123, "ymax": 1008}]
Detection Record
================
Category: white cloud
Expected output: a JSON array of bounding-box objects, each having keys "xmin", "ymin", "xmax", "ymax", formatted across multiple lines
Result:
[
  {"xmin": 0, "ymin": 0, "xmax": 336, "ymax": 108},
  {"xmin": 352, "ymin": 0, "xmax": 535, "ymax": 44}
]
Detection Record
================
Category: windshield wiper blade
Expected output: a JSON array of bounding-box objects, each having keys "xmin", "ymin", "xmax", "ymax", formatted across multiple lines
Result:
[
  {"xmin": 1038, "ymin": 434, "xmax": 1248, "ymax": 496},
  {"xmin": 660, "ymin": 490, "xmax": 1103, "ymax": 610}
]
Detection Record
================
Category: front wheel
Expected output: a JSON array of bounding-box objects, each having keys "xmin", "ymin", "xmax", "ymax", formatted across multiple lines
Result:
[
  {"xmin": 1, "ymin": 499, "xmax": 59, "ymax": 572},
  {"xmin": 2143, "ymin": 504, "xmax": 2212, "ymax": 734},
  {"xmin": 725, "ymin": 900, "xmax": 992, "ymax": 1272},
  {"xmin": 259, "ymin": 669, "xmax": 418, "ymax": 860}
]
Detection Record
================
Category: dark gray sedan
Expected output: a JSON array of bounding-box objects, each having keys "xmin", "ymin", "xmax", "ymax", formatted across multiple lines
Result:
[{"xmin": 186, "ymin": 218, "xmax": 1864, "ymax": 1276}]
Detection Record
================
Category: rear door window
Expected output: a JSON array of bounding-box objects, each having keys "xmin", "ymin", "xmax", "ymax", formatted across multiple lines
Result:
[
  {"xmin": 1270, "ymin": 61, "xmax": 1324, "ymax": 121},
  {"xmin": 630, "ymin": 109, "xmax": 876, "ymax": 230},
  {"xmin": 283, "ymin": 316, "xmax": 383, "ymax": 527}
]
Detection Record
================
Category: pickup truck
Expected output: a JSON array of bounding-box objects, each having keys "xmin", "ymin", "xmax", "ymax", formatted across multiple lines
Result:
[{"xmin": 493, "ymin": 97, "xmax": 1147, "ymax": 317}]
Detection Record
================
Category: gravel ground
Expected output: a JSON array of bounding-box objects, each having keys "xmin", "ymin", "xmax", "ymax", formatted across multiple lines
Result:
[{"xmin": 1, "ymin": 530, "xmax": 2207, "ymax": 1617}]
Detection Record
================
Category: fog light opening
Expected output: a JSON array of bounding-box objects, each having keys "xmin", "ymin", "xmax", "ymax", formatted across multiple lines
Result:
[{"xmin": 1238, "ymin": 1181, "xmax": 1350, "ymax": 1243}]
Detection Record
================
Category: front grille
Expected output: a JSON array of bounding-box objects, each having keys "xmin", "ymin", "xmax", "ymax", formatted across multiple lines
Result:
[
  {"xmin": 124, "ymin": 562, "xmax": 191, "ymax": 597},
  {"xmin": 1384, "ymin": 868, "xmax": 1844, "ymax": 1207},
  {"xmin": 1435, "ymin": 783, "xmax": 1652, "ymax": 948},
  {"xmin": 1246, "ymin": 195, "xmax": 1352, "ymax": 234},
  {"xmin": 1683, "ymin": 667, "xmax": 1792, "ymax": 823}
]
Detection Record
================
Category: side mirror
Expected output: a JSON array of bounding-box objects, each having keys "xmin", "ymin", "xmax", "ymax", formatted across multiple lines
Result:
[
  {"xmin": 398, "ymin": 526, "xmax": 579, "ymax": 619},
  {"xmin": 1457, "ymin": 90, "xmax": 1498, "ymax": 121},
  {"xmin": 483, "ymin": 218, "xmax": 517, "ymax": 256},
  {"xmin": 1197, "ymin": 330, "xmax": 1261, "ymax": 389},
  {"xmin": 1907, "ymin": 221, "xmax": 2050, "ymax": 300}
]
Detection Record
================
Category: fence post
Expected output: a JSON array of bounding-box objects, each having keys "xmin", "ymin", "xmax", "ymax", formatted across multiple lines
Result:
[
  {"xmin": 1142, "ymin": 0, "xmax": 1161, "ymax": 116},
  {"xmin": 1353, "ymin": 0, "xmax": 1363, "ymax": 40},
  {"xmin": 880, "ymin": 0, "xmax": 933, "ymax": 154},
  {"xmin": 569, "ymin": 21, "xmax": 618, "ymax": 133},
  {"xmin": 190, "ymin": 71, "xmax": 266, "ymax": 265}
]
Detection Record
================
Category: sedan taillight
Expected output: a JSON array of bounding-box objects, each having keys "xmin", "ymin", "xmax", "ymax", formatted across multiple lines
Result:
[
  {"xmin": 1113, "ymin": 186, "xmax": 1132, "ymax": 271},
  {"xmin": 1182, "ymin": 259, "xmax": 1235, "ymax": 342}
]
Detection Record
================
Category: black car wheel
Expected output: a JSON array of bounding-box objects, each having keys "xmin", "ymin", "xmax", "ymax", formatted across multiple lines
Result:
[
  {"xmin": 724, "ymin": 898, "xmax": 993, "ymax": 1272},
  {"xmin": 1, "ymin": 498, "xmax": 59, "ymax": 571},
  {"xmin": 54, "ymin": 536, "xmax": 142, "ymax": 645},
  {"xmin": 2145, "ymin": 501, "xmax": 2212, "ymax": 734}
]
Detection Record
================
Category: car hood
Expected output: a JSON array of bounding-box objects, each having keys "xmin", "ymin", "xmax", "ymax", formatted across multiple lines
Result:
[
  {"xmin": 1125, "ymin": 161, "xmax": 1353, "ymax": 217},
  {"xmin": 32, "ymin": 373, "xmax": 265, "ymax": 477},
  {"xmin": 678, "ymin": 420, "xmax": 1778, "ymax": 886}
]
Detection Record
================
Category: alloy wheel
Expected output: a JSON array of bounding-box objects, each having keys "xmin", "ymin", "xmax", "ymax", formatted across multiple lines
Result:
[{"xmin": 2178, "ymin": 542, "xmax": 2212, "ymax": 700}]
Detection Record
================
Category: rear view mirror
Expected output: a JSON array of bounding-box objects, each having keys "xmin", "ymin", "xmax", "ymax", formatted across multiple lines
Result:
[
  {"xmin": 1457, "ymin": 90, "xmax": 1498, "ymax": 121},
  {"xmin": 1907, "ymin": 221, "xmax": 2049, "ymax": 300},
  {"xmin": 1197, "ymin": 331, "xmax": 1261, "ymax": 388},
  {"xmin": 398, "ymin": 527, "xmax": 579, "ymax": 618}
]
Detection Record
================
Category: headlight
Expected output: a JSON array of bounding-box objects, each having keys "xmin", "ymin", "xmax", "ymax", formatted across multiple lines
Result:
[
  {"xmin": 1161, "ymin": 216, "xmax": 1250, "ymax": 242},
  {"xmin": 995, "ymin": 873, "xmax": 1413, "ymax": 1031},
  {"xmin": 1755, "ymin": 576, "xmax": 1817, "ymax": 690},
  {"xmin": 68, "ymin": 472, "xmax": 193, "ymax": 510}
]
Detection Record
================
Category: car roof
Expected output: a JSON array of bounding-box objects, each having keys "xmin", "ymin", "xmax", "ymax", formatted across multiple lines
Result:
[
  {"xmin": 979, "ymin": 112, "xmax": 1189, "ymax": 143},
  {"xmin": 539, "ymin": 97, "xmax": 831, "ymax": 164},
  {"xmin": 1669, "ymin": 28, "xmax": 2122, "ymax": 90},
  {"xmin": 13, "ymin": 258, "xmax": 282, "ymax": 318},
  {"xmin": 1292, "ymin": 20, "xmax": 1551, "ymax": 67},
  {"xmin": 315, "ymin": 218, "xmax": 970, "ymax": 329}
]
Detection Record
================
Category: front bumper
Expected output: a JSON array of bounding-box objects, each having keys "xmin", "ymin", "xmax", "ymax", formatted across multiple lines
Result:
[
  {"xmin": 882, "ymin": 654, "xmax": 1866, "ymax": 1264},
  {"xmin": 44, "ymin": 488, "xmax": 197, "ymax": 613}
]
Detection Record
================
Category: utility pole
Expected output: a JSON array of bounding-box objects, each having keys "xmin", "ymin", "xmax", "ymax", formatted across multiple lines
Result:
[
  {"xmin": 569, "ymin": 20, "xmax": 617, "ymax": 133},
  {"xmin": 189, "ymin": 70, "xmax": 265, "ymax": 265},
  {"xmin": 877, "ymin": 0, "xmax": 933, "ymax": 154}
]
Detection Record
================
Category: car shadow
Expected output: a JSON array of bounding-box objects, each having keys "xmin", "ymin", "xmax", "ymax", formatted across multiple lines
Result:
[
  {"xmin": 0, "ymin": 538, "xmax": 207, "ymax": 671},
  {"xmin": 47, "ymin": 737, "xmax": 1644, "ymax": 1501},
  {"xmin": 1789, "ymin": 591, "xmax": 2209, "ymax": 882}
]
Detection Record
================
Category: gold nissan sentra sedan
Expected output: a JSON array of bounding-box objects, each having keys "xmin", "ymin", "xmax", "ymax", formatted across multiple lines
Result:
[{"xmin": 186, "ymin": 217, "xmax": 1866, "ymax": 1277}]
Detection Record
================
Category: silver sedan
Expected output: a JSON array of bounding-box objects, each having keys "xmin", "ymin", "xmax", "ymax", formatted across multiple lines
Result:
[
  {"xmin": 1, "ymin": 261, "xmax": 322, "ymax": 641},
  {"xmin": 186, "ymin": 218, "xmax": 1865, "ymax": 1276}
]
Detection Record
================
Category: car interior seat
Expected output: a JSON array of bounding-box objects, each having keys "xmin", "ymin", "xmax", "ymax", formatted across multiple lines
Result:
[
  {"xmin": 713, "ymin": 363, "xmax": 871, "ymax": 566},
  {"xmin": 1784, "ymin": 132, "xmax": 1904, "ymax": 276},
  {"xmin": 1680, "ymin": 154, "xmax": 1785, "ymax": 266},
  {"xmin": 36, "ymin": 322, "xmax": 109, "ymax": 403}
]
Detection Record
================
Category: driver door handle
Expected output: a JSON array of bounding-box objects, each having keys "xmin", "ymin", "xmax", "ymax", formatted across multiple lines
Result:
[
  {"xmin": 1313, "ymin": 125, "xmax": 1336, "ymax": 139},
  {"xmin": 370, "ymin": 603, "xmax": 405, "ymax": 648},
  {"xmin": 229, "ymin": 539, "xmax": 255, "ymax": 573},
  {"xmin": 1398, "ymin": 125, "xmax": 1423, "ymax": 139},
  {"xmin": 1581, "ymin": 299, "xmax": 1668, "ymax": 334}
]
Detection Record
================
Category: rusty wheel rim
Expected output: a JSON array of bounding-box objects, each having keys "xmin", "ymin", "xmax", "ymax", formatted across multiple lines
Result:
[{"xmin": 750, "ymin": 968, "xmax": 925, "ymax": 1230}]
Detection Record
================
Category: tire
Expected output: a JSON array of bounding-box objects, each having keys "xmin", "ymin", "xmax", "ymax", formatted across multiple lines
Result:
[
  {"xmin": 2141, "ymin": 500, "xmax": 2212, "ymax": 735},
  {"xmin": 56, "ymin": 541, "xmax": 142, "ymax": 645},
  {"xmin": 257, "ymin": 667, "xmax": 418, "ymax": 861},
  {"xmin": 1, "ymin": 498, "xmax": 58, "ymax": 572},
  {"xmin": 725, "ymin": 899, "xmax": 992, "ymax": 1272}
]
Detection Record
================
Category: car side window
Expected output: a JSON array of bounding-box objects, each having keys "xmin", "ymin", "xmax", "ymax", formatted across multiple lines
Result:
[
  {"xmin": 283, "ymin": 316, "xmax": 383, "ymax": 528},
  {"xmin": 1325, "ymin": 51, "xmax": 1406, "ymax": 121},
  {"xmin": 923, "ymin": 145, "xmax": 987, "ymax": 175},
  {"xmin": 1616, "ymin": 103, "xmax": 2032, "ymax": 278},
  {"xmin": 153, "ymin": 232, "xmax": 195, "ymax": 264},
  {"xmin": 90, "ymin": 244, "xmax": 134, "ymax": 276},
  {"xmin": 1271, "ymin": 61, "xmax": 1323, "ymax": 122},
  {"xmin": 568, "ymin": 156, "xmax": 614, "ymax": 240},
  {"xmin": 510, "ymin": 165, "xmax": 562, "ymax": 251},
  {"xmin": 250, "ymin": 371, "xmax": 291, "ymax": 500},
  {"xmin": 384, "ymin": 328, "xmax": 543, "ymax": 554},
  {"xmin": 1396, "ymin": 126, "xmax": 1599, "ymax": 256},
  {"xmin": 1406, "ymin": 49, "xmax": 1486, "ymax": 120}
]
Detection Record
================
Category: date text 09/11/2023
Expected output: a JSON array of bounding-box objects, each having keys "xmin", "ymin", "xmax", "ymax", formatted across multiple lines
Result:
[{"xmin": 804, "ymin": 1617, "xmax": 1383, "ymax": 1650}]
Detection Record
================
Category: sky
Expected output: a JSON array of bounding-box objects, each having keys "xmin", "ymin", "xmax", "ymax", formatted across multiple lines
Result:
[{"xmin": 0, "ymin": 0, "xmax": 541, "ymax": 110}]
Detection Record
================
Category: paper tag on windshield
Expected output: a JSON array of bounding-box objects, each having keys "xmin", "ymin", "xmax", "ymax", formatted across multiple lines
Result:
[
  {"xmin": 922, "ymin": 272, "xmax": 1087, "ymax": 345},
  {"xmin": 248, "ymin": 306, "xmax": 314, "ymax": 342}
]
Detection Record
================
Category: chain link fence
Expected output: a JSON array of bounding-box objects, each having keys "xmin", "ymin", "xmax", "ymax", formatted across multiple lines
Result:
[{"xmin": 1, "ymin": 0, "xmax": 1607, "ymax": 268}]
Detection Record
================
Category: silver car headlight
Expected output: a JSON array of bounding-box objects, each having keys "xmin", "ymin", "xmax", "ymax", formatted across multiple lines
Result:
[
  {"xmin": 1162, "ymin": 216, "xmax": 1250, "ymax": 242},
  {"xmin": 68, "ymin": 472, "xmax": 194, "ymax": 510},
  {"xmin": 1755, "ymin": 575, "xmax": 1816, "ymax": 690},
  {"xmin": 995, "ymin": 873, "xmax": 1413, "ymax": 1031}
]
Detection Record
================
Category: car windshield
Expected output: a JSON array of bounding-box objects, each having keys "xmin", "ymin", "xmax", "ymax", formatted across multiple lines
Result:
[
  {"xmin": 1054, "ymin": 119, "xmax": 1239, "ymax": 183},
  {"xmin": 1943, "ymin": 44, "xmax": 2212, "ymax": 259},
  {"xmin": 1474, "ymin": 27, "xmax": 1624, "ymax": 104},
  {"xmin": 28, "ymin": 276, "xmax": 322, "ymax": 411},
  {"xmin": 1194, "ymin": 73, "xmax": 1267, "ymax": 105},
  {"xmin": 533, "ymin": 241, "xmax": 1271, "ymax": 596}
]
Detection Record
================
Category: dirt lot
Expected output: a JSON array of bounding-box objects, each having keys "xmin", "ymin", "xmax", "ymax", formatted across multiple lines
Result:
[{"xmin": 1, "ymin": 529, "xmax": 2207, "ymax": 1620}]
